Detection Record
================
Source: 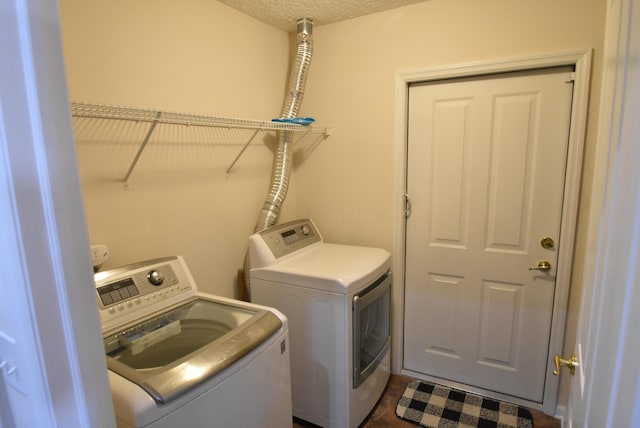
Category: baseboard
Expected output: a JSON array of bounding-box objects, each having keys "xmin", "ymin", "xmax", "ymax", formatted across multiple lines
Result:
[{"xmin": 556, "ymin": 405, "xmax": 567, "ymax": 427}]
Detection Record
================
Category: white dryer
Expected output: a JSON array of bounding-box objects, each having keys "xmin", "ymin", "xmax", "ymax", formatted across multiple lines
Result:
[
  {"xmin": 95, "ymin": 256, "xmax": 292, "ymax": 428},
  {"xmin": 249, "ymin": 219, "xmax": 391, "ymax": 428}
]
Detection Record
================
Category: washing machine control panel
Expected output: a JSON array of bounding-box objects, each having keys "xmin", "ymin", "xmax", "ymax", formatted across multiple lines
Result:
[
  {"xmin": 95, "ymin": 256, "xmax": 196, "ymax": 328},
  {"xmin": 259, "ymin": 219, "xmax": 322, "ymax": 259}
]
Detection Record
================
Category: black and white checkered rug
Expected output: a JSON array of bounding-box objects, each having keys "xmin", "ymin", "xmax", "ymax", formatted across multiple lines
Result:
[{"xmin": 396, "ymin": 380, "xmax": 534, "ymax": 428}]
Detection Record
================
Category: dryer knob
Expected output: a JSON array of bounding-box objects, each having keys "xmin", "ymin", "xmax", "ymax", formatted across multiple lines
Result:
[
  {"xmin": 300, "ymin": 225, "xmax": 310, "ymax": 236},
  {"xmin": 147, "ymin": 270, "xmax": 164, "ymax": 286}
]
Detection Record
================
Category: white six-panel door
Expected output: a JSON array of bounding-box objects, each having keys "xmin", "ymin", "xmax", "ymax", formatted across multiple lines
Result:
[{"xmin": 403, "ymin": 66, "xmax": 574, "ymax": 402}]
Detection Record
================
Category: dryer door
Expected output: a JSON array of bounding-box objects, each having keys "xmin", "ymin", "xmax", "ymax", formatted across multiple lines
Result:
[{"xmin": 353, "ymin": 270, "xmax": 391, "ymax": 388}]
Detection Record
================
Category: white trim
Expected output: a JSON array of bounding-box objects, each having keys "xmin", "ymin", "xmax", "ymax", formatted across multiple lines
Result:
[
  {"xmin": 555, "ymin": 405, "xmax": 567, "ymax": 425},
  {"xmin": 0, "ymin": 0, "xmax": 115, "ymax": 426},
  {"xmin": 566, "ymin": 1, "xmax": 640, "ymax": 425},
  {"xmin": 395, "ymin": 50, "xmax": 592, "ymax": 84},
  {"xmin": 392, "ymin": 49, "xmax": 592, "ymax": 415}
]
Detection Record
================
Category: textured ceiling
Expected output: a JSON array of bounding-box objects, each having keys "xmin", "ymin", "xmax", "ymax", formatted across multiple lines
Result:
[{"xmin": 217, "ymin": 0, "xmax": 430, "ymax": 32}]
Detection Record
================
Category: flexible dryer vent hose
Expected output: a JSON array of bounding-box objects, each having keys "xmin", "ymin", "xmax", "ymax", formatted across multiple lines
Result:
[{"xmin": 242, "ymin": 18, "xmax": 313, "ymax": 297}]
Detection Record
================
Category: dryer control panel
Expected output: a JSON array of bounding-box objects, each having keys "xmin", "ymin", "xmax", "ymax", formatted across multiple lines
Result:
[{"xmin": 257, "ymin": 218, "xmax": 322, "ymax": 259}]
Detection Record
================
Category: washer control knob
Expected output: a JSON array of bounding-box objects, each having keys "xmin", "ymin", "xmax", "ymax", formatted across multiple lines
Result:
[
  {"xmin": 300, "ymin": 225, "xmax": 310, "ymax": 236},
  {"xmin": 147, "ymin": 270, "xmax": 164, "ymax": 286}
]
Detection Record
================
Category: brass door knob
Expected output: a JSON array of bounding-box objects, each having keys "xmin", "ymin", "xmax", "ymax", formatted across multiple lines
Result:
[
  {"xmin": 529, "ymin": 261, "xmax": 552, "ymax": 271},
  {"xmin": 553, "ymin": 353, "xmax": 579, "ymax": 376}
]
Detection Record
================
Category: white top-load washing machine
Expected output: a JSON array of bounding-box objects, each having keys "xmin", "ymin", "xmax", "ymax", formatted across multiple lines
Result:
[
  {"xmin": 94, "ymin": 255, "xmax": 292, "ymax": 428},
  {"xmin": 249, "ymin": 219, "xmax": 391, "ymax": 428}
]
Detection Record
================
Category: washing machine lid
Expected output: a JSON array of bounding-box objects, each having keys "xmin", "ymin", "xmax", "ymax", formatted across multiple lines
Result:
[
  {"xmin": 250, "ymin": 243, "xmax": 390, "ymax": 293},
  {"xmin": 103, "ymin": 296, "xmax": 281, "ymax": 404}
]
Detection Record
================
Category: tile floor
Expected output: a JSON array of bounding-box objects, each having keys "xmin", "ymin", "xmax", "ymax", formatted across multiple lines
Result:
[{"xmin": 293, "ymin": 374, "xmax": 561, "ymax": 427}]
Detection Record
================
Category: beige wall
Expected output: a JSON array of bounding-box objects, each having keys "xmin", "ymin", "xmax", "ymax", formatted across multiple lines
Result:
[
  {"xmin": 298, "ymin": 0, "xmax": 605, "ymax": 247},
  {"xmin": 60, "ymin": 0, "xmax": 605, "ymax": 409},
  {"xmin": 59, "ymin": 0, "xmax": 293, "ymax": 297},
  {"xmin": 295, "ymin": 0, "xmax": 605, "ymax": 409}
]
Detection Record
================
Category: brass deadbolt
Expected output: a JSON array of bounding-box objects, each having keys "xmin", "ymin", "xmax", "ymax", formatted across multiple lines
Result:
[{"xmin": 541, "ymin": 236, "xmax": 555, "ymax": 249}]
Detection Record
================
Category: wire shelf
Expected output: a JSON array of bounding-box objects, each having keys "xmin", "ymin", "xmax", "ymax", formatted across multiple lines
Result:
[
  {"xmin": 70, "ymin": 102, "xmax": 330, "ymax": 187},
  {"xmin": 71, "ymin": 102, "xmax": 322, "ymax": 132}
]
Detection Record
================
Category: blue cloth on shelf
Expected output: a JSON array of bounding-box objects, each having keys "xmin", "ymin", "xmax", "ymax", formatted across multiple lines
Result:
[{"xmin": 272, "ymin": 117, "xmax": 315, "ymax": 126}]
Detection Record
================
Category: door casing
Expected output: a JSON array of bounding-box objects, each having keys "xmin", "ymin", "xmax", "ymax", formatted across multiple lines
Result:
[{"xmin": 392, "ymin": 50, "xmax": 592, "ymax": 416}]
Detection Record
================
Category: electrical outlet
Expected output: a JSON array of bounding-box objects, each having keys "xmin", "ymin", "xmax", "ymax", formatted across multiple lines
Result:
[{"xmin": 90, "ymin": 244, "xmax": 109, "ymax": 267}]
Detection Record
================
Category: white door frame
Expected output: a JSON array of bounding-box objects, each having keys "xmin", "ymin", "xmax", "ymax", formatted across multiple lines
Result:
[
  {"xmin": 392, "ymin": 49, "xmax": 592, "ymax": 416},
  {"xmin": 567, "ymin": 1, "xmax": 640, "ymax": 425},
  {"xmin": 0, "ymin": 0, "xmax": 115, "ymax": 426}
]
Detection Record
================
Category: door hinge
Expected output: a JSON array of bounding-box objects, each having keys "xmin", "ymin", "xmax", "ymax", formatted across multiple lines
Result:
[
  {"xmin": 404, "ymin": 192, "xmax": 412, "ymax": 218},
  {"xmin": 0, "ymin": 332, "xmax": 22, "ymax": 393},
  {"xmin": 565, "ymin": 72, "xmax": 576, "ymax": 83}
]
